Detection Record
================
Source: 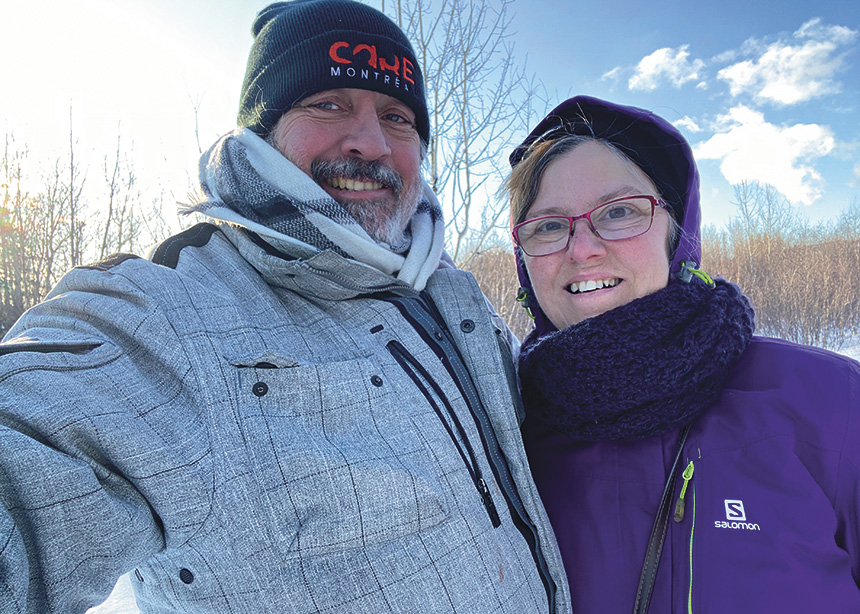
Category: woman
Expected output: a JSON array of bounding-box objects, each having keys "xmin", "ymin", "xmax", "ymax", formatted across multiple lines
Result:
[{"xmin": 508, "ymin": 95, "xmax": 860, "ymax": 613}]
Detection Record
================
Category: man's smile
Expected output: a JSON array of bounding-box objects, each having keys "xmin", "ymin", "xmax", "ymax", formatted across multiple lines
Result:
[{"xmin": 325, "ymin": 177, "xmax": 386, "ymax": 192}]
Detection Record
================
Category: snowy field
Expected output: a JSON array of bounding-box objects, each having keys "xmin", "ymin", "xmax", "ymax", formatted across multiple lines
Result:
[
  {"xmin": 87, "ymin": 574, "xmax": 138, "ymax": 614},
  {"xmin": 86, "ymin": 342, "xmax": 860, "ymax": 614},
  {"xmin": 838, "ymin": 340, "xmax": 860, "ymax": 361}
]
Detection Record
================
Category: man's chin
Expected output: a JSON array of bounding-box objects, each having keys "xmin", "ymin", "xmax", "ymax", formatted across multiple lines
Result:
[
  {"xmin": 338, "ymin": 200, "xmax": 414, "ymax": 247},
  {"xmin": 320, "ymin": 179, "xmax": 422, "ymax": 248}
]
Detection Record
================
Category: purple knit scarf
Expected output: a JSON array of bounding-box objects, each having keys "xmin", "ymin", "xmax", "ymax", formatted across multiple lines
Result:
[{"xmin": 518, "ymin": 279, "xmax": 755, "ymax": 441}]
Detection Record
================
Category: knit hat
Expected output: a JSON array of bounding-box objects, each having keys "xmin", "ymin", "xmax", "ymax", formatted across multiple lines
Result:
[{"xmin": 237, "ymin": 0, "xmax": 429, "ymax": 144}]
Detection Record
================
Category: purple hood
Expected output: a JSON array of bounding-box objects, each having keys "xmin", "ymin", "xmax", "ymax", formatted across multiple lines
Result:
[{"xmin": 510, "ymin": 95, "xmax": 702, "ymax": 336}]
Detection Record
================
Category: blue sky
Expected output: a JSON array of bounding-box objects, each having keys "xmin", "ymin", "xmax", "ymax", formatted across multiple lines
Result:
[
  {"xmin": 513, "ymin": 0, "xmax": 860, "ymax": 227},
  {"xmin": 1, "ymin": 0, "xmax": 857, "ymax": 232}
]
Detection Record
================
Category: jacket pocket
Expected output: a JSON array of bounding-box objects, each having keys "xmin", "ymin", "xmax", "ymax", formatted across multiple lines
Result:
[
  {"xmin": 230, "ymin": 352, "xmax": 449, "ymax": 558},
  {"xmin": 0, "ymin": 338, "xmax": 121, "ymax": 371}
]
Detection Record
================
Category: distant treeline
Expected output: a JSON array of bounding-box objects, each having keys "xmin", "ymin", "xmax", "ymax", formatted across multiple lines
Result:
[
  {"xmin": 1, "ymin": 133, "xmax": 174, "ymax": 335},
  {"xmin": 3, "ymin": 129, "xmax": 859, "ymax": 350}
]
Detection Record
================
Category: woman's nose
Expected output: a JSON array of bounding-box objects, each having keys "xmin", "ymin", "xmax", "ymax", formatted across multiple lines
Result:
[{"xmin": 565, "ymin": 219, "xmax": 607, "ymax": 261}]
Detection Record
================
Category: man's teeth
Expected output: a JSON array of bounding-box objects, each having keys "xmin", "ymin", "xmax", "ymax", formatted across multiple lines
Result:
[
  {"xmin": 327, "ymin": 177, "xmax": 383, "ymax": 191},
  {"xmin": 567, "ymin": 278, "xmax": 619, "ymax": 294}
]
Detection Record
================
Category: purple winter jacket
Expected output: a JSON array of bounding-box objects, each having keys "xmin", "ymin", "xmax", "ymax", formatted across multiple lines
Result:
[
  {"xmin": 522, "ymin": 337, "xmax": 860, "ymax": 612},
  {"xmin": 512, "ymin": 96, "xmax": 860, "ymax": 612}
]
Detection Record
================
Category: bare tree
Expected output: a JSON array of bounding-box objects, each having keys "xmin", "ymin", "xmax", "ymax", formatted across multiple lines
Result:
[
  {"xmin": 702, "ymin": 181, "xmax": 860, "ymax": 350},
  {"xmin": 187, "ymin": 88, "xmax": 206, "ymax": 155},
  {"xmin": 1, "ymin": 127, "xmax": 168, "ymax": 333},
  {"xmin": 464, "ymin": 246, "xmax": 532, "ymax": 339},
  {"xmin": 98, "ymin": 131, "xmax": 144, "ymax": 259},
  {"xmin": 67, "ymin": 107, "xmax": 87, "ymax": 268},
  {"xmin": 374, "ymin": 0, "xmax": 545, "ymax": 263},
  {"xmin": 1, "ymin": 136, "xmax": 77, "ymax": 333},
  {"xmin": 1, "ymin": 135, "xmax": 32, "ymax": 332}
]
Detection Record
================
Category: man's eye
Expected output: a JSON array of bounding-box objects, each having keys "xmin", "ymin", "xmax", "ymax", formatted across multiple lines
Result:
[
  {"xmin": 382, "ymin": 112, "xmax": 414, "ymax": 126},
  {"xmin": 309, "ymin": 101, "xmax": 341, "ymax": 111}
]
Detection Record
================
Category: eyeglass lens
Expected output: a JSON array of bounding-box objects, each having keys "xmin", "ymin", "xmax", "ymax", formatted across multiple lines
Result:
[{"xmin": 516, "ymin": 197, "xmax": 655, "ymax": 256}]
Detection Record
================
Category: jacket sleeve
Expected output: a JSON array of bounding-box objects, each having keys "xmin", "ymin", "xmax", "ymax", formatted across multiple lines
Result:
[
  {"xmin": 0, "ymin": 261, "xmax": 210, "ymax": 612},
  {"xmin": 835, "ymin": 358, "xmax": 860, "ymax": 589}
]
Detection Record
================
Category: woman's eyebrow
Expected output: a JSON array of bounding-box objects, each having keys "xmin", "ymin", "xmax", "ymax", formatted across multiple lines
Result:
[{"xmin": 528, "ymin": 186, "xmax": 648, "ymax": 217}]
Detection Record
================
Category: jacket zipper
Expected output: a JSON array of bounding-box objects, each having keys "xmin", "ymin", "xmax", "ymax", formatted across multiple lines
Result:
[
  {"xmin": 380, "ymin": 292, "xmax": 557, "ymax": 611},
  {"xmin": 687, "ymin": 487, "xmax": 696, "ymax": 614},
  {"xmin": 387, "ymin": 339, "xmax": 501, "ymax": 528},
  {"xmin": 673, "ymin": 460, "xmax": 696, "ymax": 613},
  {"xmin": 673, "ymin": 461, "xmax": 695, "ymax": 522}
]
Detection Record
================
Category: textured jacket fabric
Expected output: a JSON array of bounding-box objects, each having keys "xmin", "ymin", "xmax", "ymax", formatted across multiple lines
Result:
[
  {"xmin": 523, "ymin": 337, "xmax": 860, "ymax": 612},
  {"xmin": 0, "ymin": 223, "xmax": 571, "ymax": 614}
]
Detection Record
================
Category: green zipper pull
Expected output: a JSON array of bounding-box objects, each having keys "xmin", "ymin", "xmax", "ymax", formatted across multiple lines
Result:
[{"xmin": 674, "ymin": 461, "xmax": 695, "ymax": 522}]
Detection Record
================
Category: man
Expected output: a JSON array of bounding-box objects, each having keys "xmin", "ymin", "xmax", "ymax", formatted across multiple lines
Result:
[{"xmin": 0, "ymin": 1, "xmax": 570, "ymax": 612}]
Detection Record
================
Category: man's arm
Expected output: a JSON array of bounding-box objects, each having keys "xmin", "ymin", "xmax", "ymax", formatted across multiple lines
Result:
[{"xmin": 0, "ymin": 262, "xmax": 206, "ymax": 612}]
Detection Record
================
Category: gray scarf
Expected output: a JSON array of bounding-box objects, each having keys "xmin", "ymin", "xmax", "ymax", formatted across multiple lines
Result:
[{"xmin": 186, "ymin": 128, "xmax": 445, "ymax": 290}]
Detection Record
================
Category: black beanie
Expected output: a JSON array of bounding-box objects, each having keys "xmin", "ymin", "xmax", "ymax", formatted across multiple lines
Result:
[{"xmin": 237, "ymin": 0, "xmax": 429, "ymax": 145}]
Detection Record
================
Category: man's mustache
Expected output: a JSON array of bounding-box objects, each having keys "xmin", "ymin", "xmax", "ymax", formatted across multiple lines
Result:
[{"xmin": 311, "ymin": 158, "xmax": 403, "ymax": 198}]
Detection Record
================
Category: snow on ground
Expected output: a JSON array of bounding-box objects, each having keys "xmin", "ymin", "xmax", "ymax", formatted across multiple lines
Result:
[
  {"xmin": 836, "ymin": 338, "xmax": 860, "ymax": 361},
  {"xmin": 86, "ymin": 574, "xmax": 139, "ymax": 614}
]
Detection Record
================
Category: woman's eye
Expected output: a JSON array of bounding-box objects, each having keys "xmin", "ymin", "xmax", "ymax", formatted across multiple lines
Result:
[
  {"xmin": 605, "ymin": 205, "xmax": 634, "ymax": 219},
  {"xmin": 535, "ymin": 220, "xmax": 565, "ymax": 234}
]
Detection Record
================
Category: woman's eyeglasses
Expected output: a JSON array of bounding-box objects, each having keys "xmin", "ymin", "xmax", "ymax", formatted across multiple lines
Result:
[{"xmin": 512, "ymin": 195, "xmax": 667, "ymax": 257}]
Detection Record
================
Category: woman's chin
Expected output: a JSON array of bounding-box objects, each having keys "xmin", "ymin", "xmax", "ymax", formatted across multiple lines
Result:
[{"xmin": 550, "ymin": 288, "xmax": 626, "ymax": 329}]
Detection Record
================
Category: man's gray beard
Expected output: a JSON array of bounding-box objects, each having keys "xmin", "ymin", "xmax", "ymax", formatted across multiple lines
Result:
[
  {"xmin": 337, "ymin": 184, "xmax": 421, "ymax": 251},
  {"xmin": 310, "ymin": 158, "xmax": 422, "ymax": 250}
]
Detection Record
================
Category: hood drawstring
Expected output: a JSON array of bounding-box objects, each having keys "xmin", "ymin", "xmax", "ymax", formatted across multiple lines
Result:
[
  {"xmin": 678, "ymin": 261, "xmax": 715, "ymax": 288},
  {"xmin": 517, "ymin": 287, "xmax": 536, "ymax": 319}
]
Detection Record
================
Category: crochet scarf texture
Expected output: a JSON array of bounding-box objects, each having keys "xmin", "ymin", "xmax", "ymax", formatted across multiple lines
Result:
[
  {"xmin": 186, "ymin": 128, "xmax": 445, "ymax": 291},
  {"xmin": 518, "ymin": 278, "xmax": 755, "ymax": 441}
]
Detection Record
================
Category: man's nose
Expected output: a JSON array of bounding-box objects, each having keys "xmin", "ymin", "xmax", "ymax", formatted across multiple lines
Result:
[{"xmin": 340, "ymin": 106, "xmax": 392, "ymax": 161}]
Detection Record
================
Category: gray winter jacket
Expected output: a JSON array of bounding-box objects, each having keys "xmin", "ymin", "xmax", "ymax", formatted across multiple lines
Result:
[{"xmin": 0, "ymin": 223, "xmax": 570, "ymax": 614}]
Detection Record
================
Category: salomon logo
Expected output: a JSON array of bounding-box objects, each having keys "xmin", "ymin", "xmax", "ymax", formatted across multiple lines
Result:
[
  {"xmin": 724, "ymin": 500, "xmax": 745, "ymax": 521},
  {"xmin": 715, "ymin": 499, "xmax": 760, "ymax": 531}
]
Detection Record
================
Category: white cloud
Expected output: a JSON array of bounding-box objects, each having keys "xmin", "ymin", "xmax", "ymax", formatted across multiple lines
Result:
[
  {"xmin": 674, "ymin": 116, "xmax": 702, "ymax": 133},
  {"xmin": 717, "ymin": 19, "xmax": 858, "ymax": 105},
  {"xmin": 711, "ymin": 49, "xmax": 739, "ymax": 64},
  {"xmin": 694, "ymin": 106, "xmax": 835, "ymax": 205},
  {"xmin": 628, "ymin": 45, "xmax": 706, "ymax": 91},
  {"xmin": 601, "ymin": 66, "xmax": 624, "ymax": 86},
  {"xmin": 854, "ymin": 162, "xmax": 860, "ymax": 180},
  {"xmin": 795, "ymin": 18, "xmax": 857, "ymax": 44}
]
